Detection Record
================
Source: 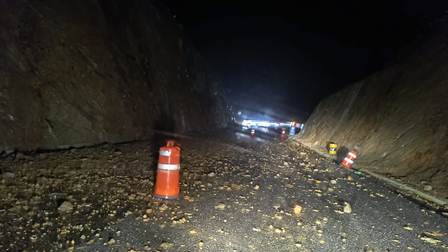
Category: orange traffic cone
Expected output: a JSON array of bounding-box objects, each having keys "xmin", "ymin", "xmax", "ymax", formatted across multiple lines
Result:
[
  {"xmin": 250, "ymin": 129, "xmax": 255, "ymax": 137},
  {"xmin": 341, "ymin": 149, "xmax": 357, "ymax": 169},
  {"xmin": 280, "ymin": 128, "xmax": 287, "ymax": 141},
  {"xmin": 153, "ymin": 140, "xmax": 181, "ymax": 200}
]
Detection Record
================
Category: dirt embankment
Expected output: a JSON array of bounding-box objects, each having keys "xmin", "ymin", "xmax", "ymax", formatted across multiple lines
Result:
[
  {"xmin": 299, "ymin": 31, "xmax": 448, "ymax": 199},
  {"xmin": 0, "ymin": 0, "xmax": 228, "ymax": 152}
]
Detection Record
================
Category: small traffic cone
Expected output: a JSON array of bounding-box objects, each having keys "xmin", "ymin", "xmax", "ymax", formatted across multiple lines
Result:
[
  {"xmin": 327, "ymin": 142, "xmax": 338, "ymax": 155},
  {"xmin": 280, "ymin": 128, "xmax": 287, "ymax": 141},
  {"xmin": 250, "ymin": 129, "xmax": 255, "ymax": 137},
  {"xmin": 341, "ymin": 149, "xmax": 357, "ymax": 169},
  {"xmin": 153, "ymin": 140, "xmax": 181, "ymax": 200}
]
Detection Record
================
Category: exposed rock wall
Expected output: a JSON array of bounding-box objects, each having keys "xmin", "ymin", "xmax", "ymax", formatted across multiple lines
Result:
[
  {"xmin": 299, "ymin": 32, "xmax": 448, "ymax": 198},
  {"xmin": 0, "ymin": 0, "xmax": 228, "ymax": 151}
]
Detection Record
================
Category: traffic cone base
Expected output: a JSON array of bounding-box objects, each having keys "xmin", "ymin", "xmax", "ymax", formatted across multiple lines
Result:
[
  {"xmin": 341, "ymin": 157, "xmax": 354, "ymax": 169},
  {"xmin": 153, "ymin": 194, "xmax": 179, "ymax": 200},
  {"xmin": 153, "ymin": 169, "xmax": 180, "ymax": 199}
]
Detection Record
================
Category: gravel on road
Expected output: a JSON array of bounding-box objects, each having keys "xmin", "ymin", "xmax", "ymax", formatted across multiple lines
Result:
[{"xmin": 1, "ymin": 132, "xmax": 447, "ymax": 251}]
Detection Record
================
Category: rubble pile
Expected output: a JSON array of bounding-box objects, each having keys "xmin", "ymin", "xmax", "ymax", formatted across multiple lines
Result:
[{"xmin": 0, "ymin": 135, "xmax": 447, "ymax": 251}]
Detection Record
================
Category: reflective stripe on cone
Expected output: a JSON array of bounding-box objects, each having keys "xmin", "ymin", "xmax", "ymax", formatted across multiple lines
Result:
[
  {"xmin": 157, "ymin": 163, "xmax": 180, "ymax": 171},
  {"xmin": 159, "ymin": 150, "xmax": 171, "ymax": 156}
]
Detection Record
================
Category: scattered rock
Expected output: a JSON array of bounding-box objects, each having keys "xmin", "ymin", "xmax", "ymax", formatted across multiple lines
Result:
[
  {"xmin": 172, "ymin": 217, "xmax": 187, "ymax": 224},
  {"xmin": 231, "ymin": 183, "xmax": 241, "ymax": 190},
  {"xmin": 403, "ymin": 225, "xmax": 413, "ymax": 231},
  {"xmin": 420, "ymin": 236, "xmax": 441, "ymax": 245},
  {"xmin": 30, "ymin": 235, "xmax": 38, "ymax": 243},
  {"xmin": 184, "ymin": 195, "xmax": 194, "ymax": 202},
  {"xmin": 2, "ymin": 172, "xmax": 15, "ymax": 179},
  {"xmin": 423, "ymin": 185, "xmax": 432, "ymax": 191},
  {"xmin": 58, "ymin": 201, "xmax": 74, "ymax": 213},
  {"xmin": 363, "ymin": 245, "xmax": 375, "ymax": 252},
  {"xmin": 293, "ymin": 204, "xmax": 302, "ymax": 216},
  {"xmin": 1, "ymin": 131, "xmax": 445, "ymax": 251},
  {"xmin": 159, "ymin": 204, "xmax": 168, "ymax": 211},
  {"xmin": 343, "ymin": 202, "xmax": 352, "ymax": 214},
  {"xmin": 215, "ymin": 203, "xmax": 226, "ymax": 210},
  {"xmin": 252, "ymin": 227, "xmax": 261, "ymax": 232},
  {"xmin": 160, "ymin": 241, "xmax": 174, "ymax": 250},
  {"xmin": 274, "ymin": 227, "xmax": 284, "ymax": 234},
  {"xmin": 422, "ymin": 231, "xmax": 445, "ymax": 237},
  {"xmin": 107, "ymin": 238, "xmax": 116, "ymax": 245}
]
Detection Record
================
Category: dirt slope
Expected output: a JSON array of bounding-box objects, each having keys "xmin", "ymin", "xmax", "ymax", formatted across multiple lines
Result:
[{"xmin": 299, "ymin": 31, "xmax": 448, "ymax": 199}]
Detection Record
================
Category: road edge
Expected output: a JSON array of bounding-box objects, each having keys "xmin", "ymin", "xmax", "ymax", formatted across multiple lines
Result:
[{"xmin": 293, "ymin": 140, "xmax": 448, "ymax": 211}]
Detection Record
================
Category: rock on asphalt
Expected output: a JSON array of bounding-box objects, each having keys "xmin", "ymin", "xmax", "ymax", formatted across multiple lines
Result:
[{"xmin": 0, "ymin": 132, "xmax": 447, "ymax": 251}]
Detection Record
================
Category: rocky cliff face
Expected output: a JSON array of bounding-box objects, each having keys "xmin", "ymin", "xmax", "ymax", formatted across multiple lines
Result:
[
  {"xmin": 0, "ymin": 0, "xmax": 228, "ymax": 152},
  {"xmin": 299, "ymin": 32, "xmax": 448, "ymax": 198}
]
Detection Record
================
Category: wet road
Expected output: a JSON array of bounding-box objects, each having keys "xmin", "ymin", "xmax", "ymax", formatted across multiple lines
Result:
[{"xmin": 1, "ymin": 130, "xmax": 447, "ymax": 251}]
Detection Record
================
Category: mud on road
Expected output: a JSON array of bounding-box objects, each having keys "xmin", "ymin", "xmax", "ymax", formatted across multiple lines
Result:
[{"xmin": 1, "ymin": 133, "xmax": 447, "ymax": 251}]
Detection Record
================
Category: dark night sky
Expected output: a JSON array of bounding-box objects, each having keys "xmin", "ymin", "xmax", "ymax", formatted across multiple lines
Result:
[{"xmin": 166, "ymin": 0, "xmax": 448, "ymax": 120}]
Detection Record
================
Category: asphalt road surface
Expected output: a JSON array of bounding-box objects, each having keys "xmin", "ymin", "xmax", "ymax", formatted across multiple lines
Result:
[{"xmin": 1, "ymin": 130, "xmax": 447, "ymax": 251}]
